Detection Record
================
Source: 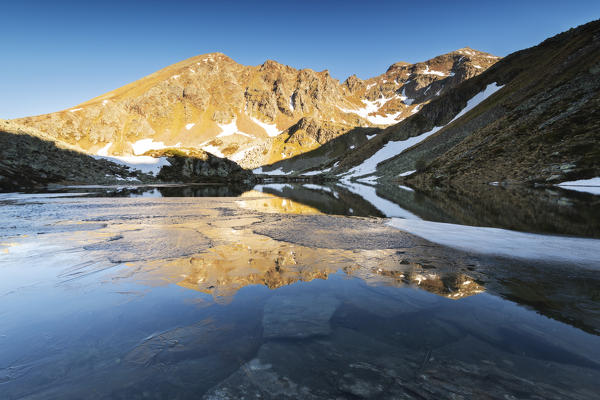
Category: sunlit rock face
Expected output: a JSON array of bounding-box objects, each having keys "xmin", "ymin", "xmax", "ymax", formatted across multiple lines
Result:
[{"xmin": 12, "ymin": 50, "xmax": 497, "ymax": 169}]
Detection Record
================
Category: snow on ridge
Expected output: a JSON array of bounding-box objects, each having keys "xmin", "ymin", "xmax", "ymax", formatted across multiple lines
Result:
[
  {"xmin": 344, "ymin": 82, "xmax": 504, "ymax": 179},
  {"xmin": 250, "ymin": 116, "xmax": 281, "ymax": 137},
  {"xmin": 338, "ymin": 96, "xmax": 403, "ymax": 126},
  {"xmin": 345, "ymin": 125, "xmax": 443, "ymax": 179},
  {"xmin": 69, "ymin": 108, "xmax": 83, "ymax": 112},
  {"xmin": 399, "ymin": 170, "xmax": 416, "ymax": 177},
  {"xmin": 421, "ymin": 65, "xmax": 446, "ymax": 76}
]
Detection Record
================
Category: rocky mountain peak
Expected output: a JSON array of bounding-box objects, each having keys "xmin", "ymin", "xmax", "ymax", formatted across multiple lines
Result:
[{"xmin": 12, "ymin": 49, "xmax": 498, "ymax": 169}]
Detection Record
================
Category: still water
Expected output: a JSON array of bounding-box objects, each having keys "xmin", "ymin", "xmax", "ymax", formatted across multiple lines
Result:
[{"xmin": 0, "ymin": 183, "xmax": 599, "ymax": 399}]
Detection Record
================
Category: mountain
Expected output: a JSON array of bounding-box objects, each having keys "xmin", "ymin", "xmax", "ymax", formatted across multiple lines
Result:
[
  {"xmin": 11, "ymin": 49, "xmax": 497, "ymax": 169},
  {"xmin": 262, "ymin": 19, "xmax": 600, "ymax": 186}
]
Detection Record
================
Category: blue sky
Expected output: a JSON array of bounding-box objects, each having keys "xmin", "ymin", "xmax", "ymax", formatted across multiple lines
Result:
[{"xmin": 1, "ymin": 0, "xmax": 598, "ymax": 118}]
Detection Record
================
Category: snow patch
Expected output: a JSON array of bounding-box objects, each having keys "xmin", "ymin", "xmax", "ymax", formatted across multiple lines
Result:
[
  {"xmin": 399, "ymin": 170, "xmax": 416, "ymax": 177},
  {"xmin": 300, "ymin": 170, "xmax": 322, "ymax": 176},
  {"xmin": 250, "ymin": 116, "xmax": 281, "ymax": 137},
  {"xmin": 94, "ymin": 155, "xmax": 171, "ymax": 176},
  {"xmin": 69, "ymin": 108, "xmax": 83, "ymax": 112},
  {"xmin": 252, "ymin": 167, "xmax": 291, "ymax": 176},
  {"xmin": 217, "ymin": 119, "xmax": 253, "ymax": 138},
  {"xmin": 202, "ymin": 145, "xmax": 225, "ymax": 158},
  {"xmin": 185, "ymin": 123, "xmax": 195, "ymax": 130},
  {"xmin": 96, "ymin": 142, "xmax": 112, "ymax": 156},
  {"xmin": 422, "ymin": 65, "xmax": 446, "ymax": 76},
  {"xmin": 345, "ymin": 126, "xmax": 443, "ymax": 178},
  {"xmin": 338, "ymin": 97, "xmax": 403, "ymax": 125},
  {"xmin": 131, "ymin": 139, "xmax": 177, "ymax": 155},
  {"xmin": 387, "ymin": 219, "xmax": 600, "ymax": 267},
  {"xmin": 557, "ymin": 177, "xmax": 600, "ymax": 195}
]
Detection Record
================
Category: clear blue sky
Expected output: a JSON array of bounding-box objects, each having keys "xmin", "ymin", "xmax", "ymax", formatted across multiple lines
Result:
[{"xmin": 1, "ymin": 0, "xmax": 598, "ymax": 118}]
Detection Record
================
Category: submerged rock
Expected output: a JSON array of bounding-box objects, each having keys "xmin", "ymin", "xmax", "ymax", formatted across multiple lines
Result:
[{"xmin": 263, "ymin": 292, "xmax": 341, "ymax": 339}]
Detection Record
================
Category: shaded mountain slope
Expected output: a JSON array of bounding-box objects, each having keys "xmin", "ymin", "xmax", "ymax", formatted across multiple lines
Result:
[
  {"xmin": 0, "ymin": 119, "xmax": 151, "ymax": 190},
  {"xmin": 321, "ymin": 19, "xmax": 600, "ymax": 185},
  {"xmin": 0, "ymin": 119, "xmax": 253, "ymax": 190}
]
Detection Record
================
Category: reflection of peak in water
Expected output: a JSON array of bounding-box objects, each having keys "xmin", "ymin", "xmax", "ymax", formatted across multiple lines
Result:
[
  {"xmin": 152, "ymin": 232, "xmax": 485, "ymax": 302},
  {"xmin": 249, "ymin": 184, "xmax": 384, "ymax": 217},
  {"xmin": 237, "ymin": 191, "xmax": 324, "ymax": 215}
]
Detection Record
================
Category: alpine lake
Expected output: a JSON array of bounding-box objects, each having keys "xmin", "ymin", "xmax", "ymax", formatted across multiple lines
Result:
[{"xmin": 1, "ymin": 181, "xmax": 599, "ymax": 399}]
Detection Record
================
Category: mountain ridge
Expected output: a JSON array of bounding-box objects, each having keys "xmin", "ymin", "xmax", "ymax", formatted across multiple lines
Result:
[{"xmin": 11, "ymin": 48, "xmax": 498, "ymax": 169}]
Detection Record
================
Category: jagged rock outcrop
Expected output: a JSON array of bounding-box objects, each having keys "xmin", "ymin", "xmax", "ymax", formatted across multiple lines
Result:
[{"xmin": 147, "ymin": 148, "xmax": 253, "ymax": 182}]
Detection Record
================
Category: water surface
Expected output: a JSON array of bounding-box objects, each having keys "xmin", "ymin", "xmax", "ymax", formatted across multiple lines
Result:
[{"xmin": 1, "ymin": 185, "xmax": 599, "ymax": 399}]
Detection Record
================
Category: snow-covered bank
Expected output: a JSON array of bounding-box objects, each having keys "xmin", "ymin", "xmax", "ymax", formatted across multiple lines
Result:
[
  {"xmin": 387, "ymin": 218, "xmax": 600, "ymax": 268},
  {"xmin": 557, "ymin": 177, "xmax": 600, "ymax": 195}
]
